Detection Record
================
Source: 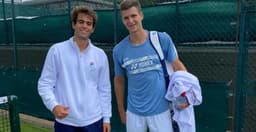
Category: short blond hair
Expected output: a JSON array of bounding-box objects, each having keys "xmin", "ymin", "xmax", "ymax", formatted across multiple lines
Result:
[{"xmin": 120, "ymin": 0, "xmax": 141, "ymax": 11}]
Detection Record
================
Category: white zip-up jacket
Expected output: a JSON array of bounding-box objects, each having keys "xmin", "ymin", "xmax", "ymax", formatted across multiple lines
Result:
[
  {"xmin": 38, "ymin": 37, "xmax": 111, "ymax": 126},
  {"xmin": 165, "ymin": 71, "xmax": 202, "ymax": 132}
]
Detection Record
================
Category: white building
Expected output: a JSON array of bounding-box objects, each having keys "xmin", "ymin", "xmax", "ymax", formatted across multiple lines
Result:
[
  {"xmin": 4, "ymin": 0, "xmax": 22, "ymax": 3},
  {"xmin": 20, "ymin": 0, "xmax": 114, "ymax": 10}
]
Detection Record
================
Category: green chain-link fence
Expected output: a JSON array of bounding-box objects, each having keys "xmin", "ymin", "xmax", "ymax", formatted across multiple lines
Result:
[
  {"xmin": 235, "ymin": 0, "xmax": 256, "ymax": 131},
  {"xmin": 0, "ymin": 0, "xmax": 256, "ymax": 131}
]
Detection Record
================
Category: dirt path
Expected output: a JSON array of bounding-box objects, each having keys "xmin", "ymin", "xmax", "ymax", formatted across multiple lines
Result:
[{"xmin": 20, "ymin": 113, "xmax": 54, "ymax": 129}]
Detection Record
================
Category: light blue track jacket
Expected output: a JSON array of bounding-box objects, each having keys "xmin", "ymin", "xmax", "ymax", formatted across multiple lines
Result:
[{"xmin": 38, "ymin": 37, "xmax": 111, "ymax": 126}]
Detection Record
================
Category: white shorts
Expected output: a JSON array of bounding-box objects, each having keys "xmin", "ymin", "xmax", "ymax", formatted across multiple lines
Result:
[{"xmin": 126, "ymin": 110, "xmax": 173, "ymax": 132}]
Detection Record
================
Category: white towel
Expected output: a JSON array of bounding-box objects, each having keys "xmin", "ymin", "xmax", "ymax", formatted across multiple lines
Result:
[{"xmin": 165, "ymin": 71, "xmax": 202, "ymax": 132}]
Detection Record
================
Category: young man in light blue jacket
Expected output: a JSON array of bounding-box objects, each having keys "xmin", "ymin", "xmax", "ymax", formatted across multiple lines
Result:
[{"xmin": 113, "ymin": 0, "xmax": 187, "ymax": 132}]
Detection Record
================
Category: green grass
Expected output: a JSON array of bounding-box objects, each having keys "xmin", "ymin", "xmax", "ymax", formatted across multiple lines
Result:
[
  {"xmin": 0, "ymin": 108, "xmax": 52, "ymax": 132},
  {"xmin": 0, "ymin": 109, "xmax": 53, "ymax": 132},
  {"xmin": 21, "ymin": 121, "xmax": 53, "ymax": 132}
]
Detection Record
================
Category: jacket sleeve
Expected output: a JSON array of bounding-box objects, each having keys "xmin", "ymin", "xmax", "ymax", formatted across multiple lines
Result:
[
  {"xmin": 98, "ymin": 52, "xmax": 112, "ymax": 123},
  {"xmin": 38, "ymin": 46, "xmax": 59, "ymax": 112}
]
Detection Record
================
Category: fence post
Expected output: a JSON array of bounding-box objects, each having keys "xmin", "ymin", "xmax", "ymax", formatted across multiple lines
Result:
[
  {"xmin": 11, "ymin": 0, "xmax": 17, "ymax": 69},
  {"xmin": 235, "ymin": 0, "xmax": 249, "ymax": 131},
  {"xmin": 2, "ymin": 0, "xmax": 9, "ymax": 44},
  {"xmin": 113, "ymin": 0, "xmax": 118, "ymax": 46},
  {"xmin": 8, "ymin": 95, "xmax": 20, "ymax": 132},
  {"xmin": 175, "ymin": 0, "xmax": 180, "ymax": 43},
  {"xmin": 67, "ymin": 0, "xmax": 72, "ymax": 37}
]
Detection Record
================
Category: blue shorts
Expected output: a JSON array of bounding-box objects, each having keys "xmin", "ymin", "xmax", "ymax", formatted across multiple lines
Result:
[{"xmin": 54, "ymin": 118, "xmax": 103, "ymax": 132}]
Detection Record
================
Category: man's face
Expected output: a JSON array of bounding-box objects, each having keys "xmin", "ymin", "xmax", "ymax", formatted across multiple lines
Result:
[
  {"xmin": 121, "ymin": 6, "xmax": 144, "ymax": 33},
  {"xmin": 72, "ymin": 13, "xmax": 94, "ymax": 40}
]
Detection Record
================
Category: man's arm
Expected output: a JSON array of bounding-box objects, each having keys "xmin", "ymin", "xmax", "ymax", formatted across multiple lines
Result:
[
  {"xmin": 38, "ymin": 46, "xmax": 59, "ymax": 112},
  {"xmin": 114, "ymin": 75, "xmax": 126, "ymax": 124},
  {"xmin": 98, "ymin": 53, "xmax": 112, "ymax": 124},
  {"xmin": 172, "ymin": 57, "xmax": 187, "ymax": 71},
  {"xmin": 171, "ymin": 57, "xmax": 189, "ymax": 110}
]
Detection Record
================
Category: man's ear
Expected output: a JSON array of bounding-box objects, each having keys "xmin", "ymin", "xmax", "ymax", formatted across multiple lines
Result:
[
  {"xmin": 91, "ymin": 28, "xmax": 95, "ymax": 33},
  {"xmin": 140, "ymin": 11, "xmax": 144, "ymax": 19},
  {"xmin": 71, "ymin": 22, "xmax": 75, "ymax": 30}
]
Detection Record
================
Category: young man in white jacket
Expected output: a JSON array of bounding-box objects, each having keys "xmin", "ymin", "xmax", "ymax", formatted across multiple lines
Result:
[{"xmin": 38, "ymin": 5, "xmax": 111, "ymax": 132}]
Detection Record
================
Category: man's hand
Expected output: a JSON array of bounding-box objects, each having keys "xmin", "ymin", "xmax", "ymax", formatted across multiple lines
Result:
[
  {"xmin": 53, "ymin": 105, "xmax": 69, "ymax": 119},
  {"xmin": 178, "ymin": 101, "xmax": 189, "ymax": 110},
  {"xmin": 103, "ymin": 123, "xmax": 111, "ymax": 132},
  {"xmin": 176, "ymin": 92, "xmax": 190, "ymax": 110}
]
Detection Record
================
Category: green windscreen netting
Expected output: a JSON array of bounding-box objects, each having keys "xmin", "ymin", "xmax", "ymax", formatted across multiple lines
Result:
[{"xmin": 1, "ymin": 0, "xmax": 250, "ymax": 44}]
